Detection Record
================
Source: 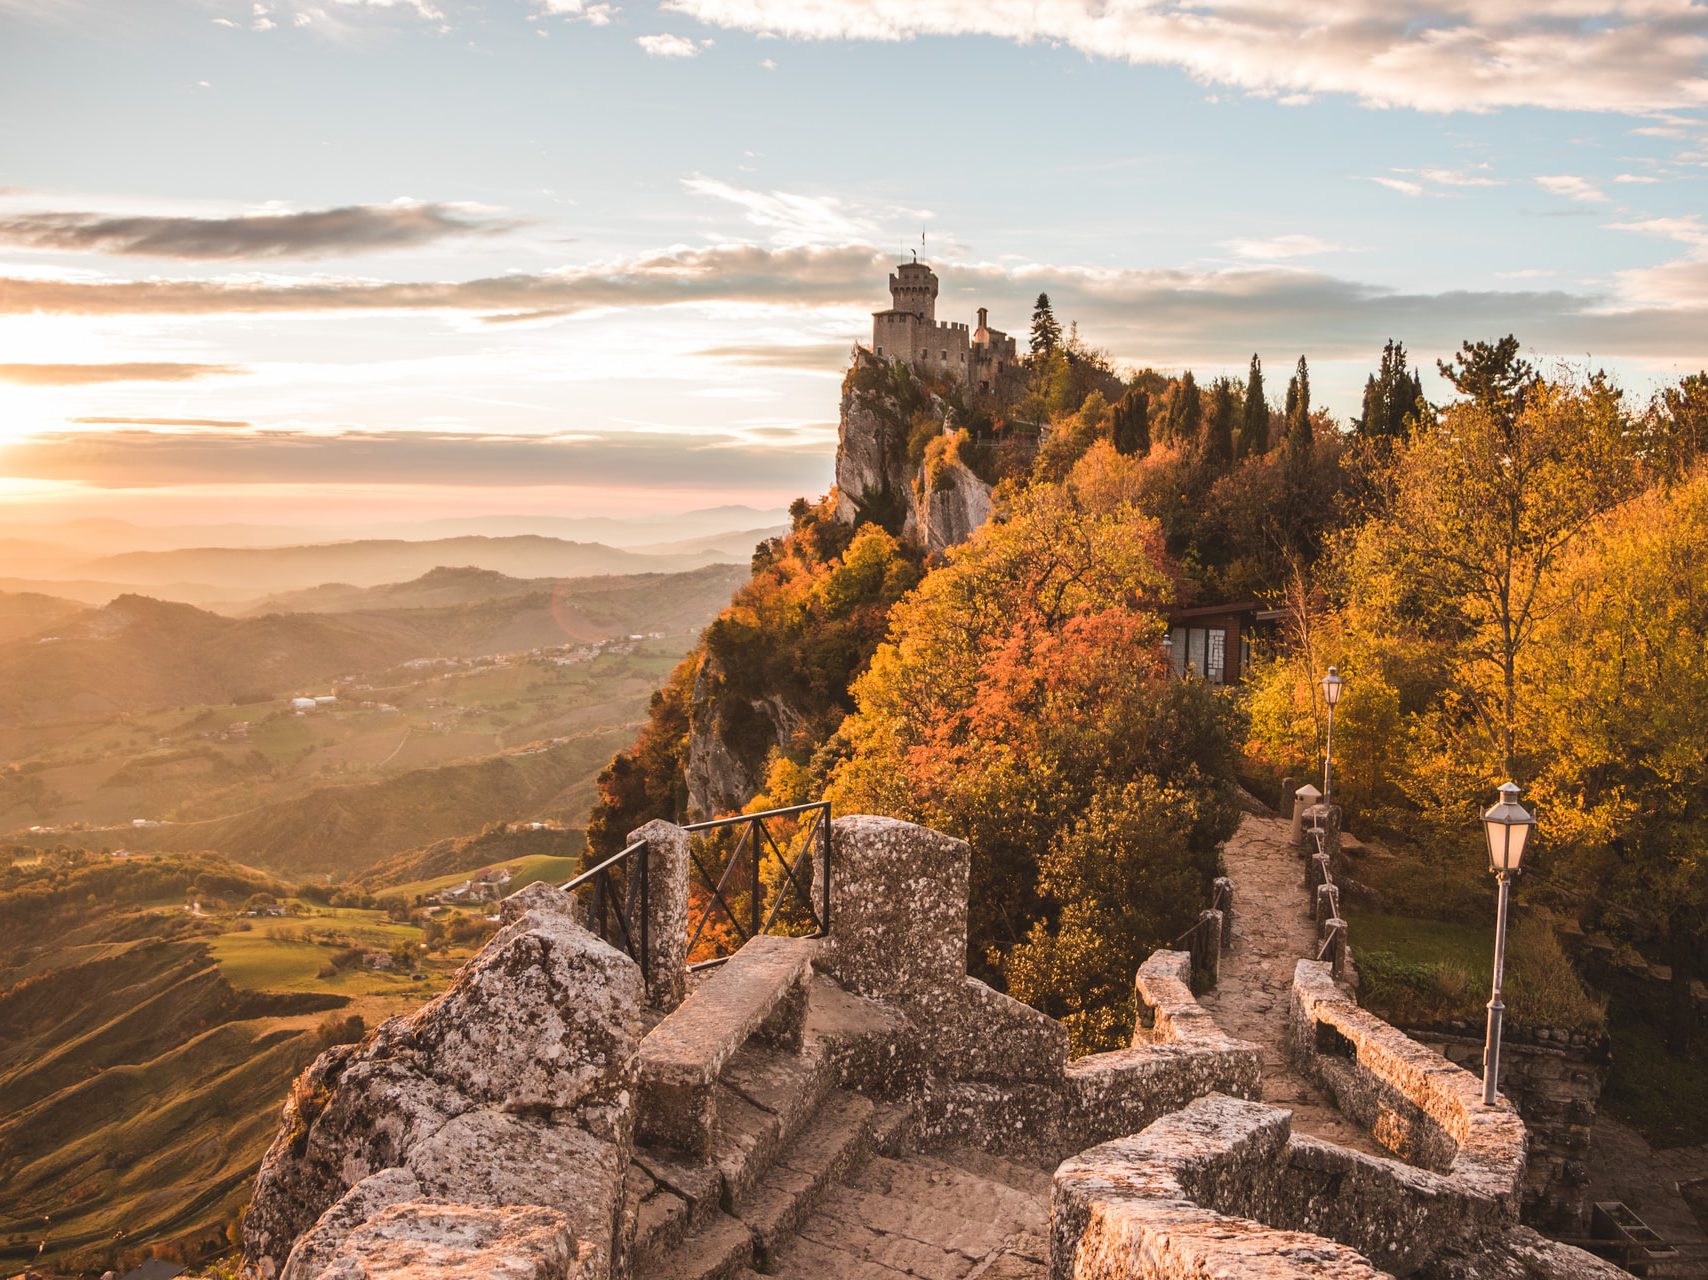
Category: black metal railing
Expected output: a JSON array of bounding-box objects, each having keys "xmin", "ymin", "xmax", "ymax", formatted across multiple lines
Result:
[
  {"xmin": 683, "ymin": 801, "xmax": 830, "ymax": 970},
  {"xmin": 563, "ymin": 838, "xmax": 650, "ymax": 982}
]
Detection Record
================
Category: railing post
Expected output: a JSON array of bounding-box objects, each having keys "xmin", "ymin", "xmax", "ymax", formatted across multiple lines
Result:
[
  {"xmin": 1292, "ymin": 784, "xmax": 1322, "ymax": 850},
  {"xmin": 751, "ymin": 815, "xmax": 763, "ymax": 942},
  {"xmin": 1322, "ymin": 917, "xmax": 1348, "ymax": 979},
  {"xmin": 1214, "ymin": 876, "xmax": 1234, "ymax": 949},
  {"xmin": 1196, "ymin": 908, "xmax": 1222, "ymax": 986},
  {"xmin": 625, "ymin": 820, "xmax": 690, "ymax": 1012},
  {"xmin": 1315, "ymin": 882, "xmax": 1340, "ymax": 926},
  {"xmin": 639, "ymin": 842, "xmax": 650, "ymax": 988},
  {"xmin": 819, "ymin": 803, "xmax": 832, "ymax": 934}
]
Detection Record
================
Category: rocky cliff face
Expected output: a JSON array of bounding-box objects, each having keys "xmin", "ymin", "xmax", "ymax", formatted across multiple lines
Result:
[
  {"xmin": 243, "ymin": 883, "xmax": 643, "ymax": 1280},
  {"xmin": 832, "ymin": 353, "xmax": 995, "ymax": 553},
  {"xmin": 680, "ymin": 353, "xmax": 994, "ymax": 820}
]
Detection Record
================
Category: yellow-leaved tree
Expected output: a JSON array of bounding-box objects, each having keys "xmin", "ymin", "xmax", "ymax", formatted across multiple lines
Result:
[
  {"xmin": 828, "ymin": 442, "xmax": 1243, "ymax": 1052},
  {"xmin": 1529, "ymin": 468, "xmax": 1708, "ymax": 1052}
]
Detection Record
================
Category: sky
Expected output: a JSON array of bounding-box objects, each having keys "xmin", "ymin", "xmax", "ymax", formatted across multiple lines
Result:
[{"xmin": 0, "ymin": 0, "xmax": 1705, "ymax": 528}]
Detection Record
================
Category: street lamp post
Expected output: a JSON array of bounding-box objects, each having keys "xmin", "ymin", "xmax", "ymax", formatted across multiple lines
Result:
[
  {"xmin": 1480, "ymin": 781, "xmax": 1536, "ymax": 1107},
  {"xmin": 1319, "ymin": 666, "xmax": 1345, "ymax": 807}
]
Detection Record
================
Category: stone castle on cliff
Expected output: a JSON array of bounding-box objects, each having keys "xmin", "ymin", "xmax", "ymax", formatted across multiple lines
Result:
[{"xmin": 868, "ymin": 258, "xmax": 1019, "ymax": 394}]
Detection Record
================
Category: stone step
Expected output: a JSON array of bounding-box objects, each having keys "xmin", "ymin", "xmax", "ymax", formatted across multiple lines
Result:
[
  {"xmin": 634, "ymin": 1090, "xmax": 908, "ymax": 1280},
  {"xmin": 638, "ymin": 1208, "xmax": 757, "ymax": 1280},
  {"xmin": 741, "ymin": 1092, "xmax": 888, "ymax": 1261},
  {"xmin": 767, "ymin": 1151, "xmax": 1049, "ymax": 1280}
]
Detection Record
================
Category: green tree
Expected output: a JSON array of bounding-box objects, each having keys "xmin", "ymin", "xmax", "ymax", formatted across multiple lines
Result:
[
  {"xmin": 1029, "ymin": 292, "xmax": 1062, "ymax": 358},
  {"xmin": 829, "ymin": 442, "xmax": 1240, "ymax": 1048},
  {"xmin": 1111, "ymin": 387, "xmax": 1151, "ymax": 457},
  {"xmin": 1286, "ymin": 356, "xmax": 1312, "ymax": 458},
  {"xmin": 1238, "ymin": 354, "xmax": 1268, "ymax": 458},
  {"xmin": 1165, "ymin": 370, "xmax": 1202, "ymax": 444},
  {"xmin": 1356, "ymin": 339, "xmax": 1425, "ymax": 440},
  {"xmin": 1653, "ymin": 372, "xmax": 1708, "ymax": 478},
  {"xmin": 1437, "ymin": 335, "xmax": 1535, "ymax": 430},
  {"xmin": 1343, "ymin": 371, "xmax": 1644, "ymax": 785},
  {"xmin": 1206, "ymin": 377, "xmax": 1235, "ymax": 465}
]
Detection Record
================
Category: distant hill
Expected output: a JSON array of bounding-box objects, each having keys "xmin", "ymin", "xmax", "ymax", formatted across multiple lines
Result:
[
  {"xmin": 129, "ymin": 731, "xmax": 628, "ymax": 877},
  {"xmin": 355, "ymin": 822, "xmax": 584, "ymax": 890},
  {"xmin": 0, "ymin": 590, "xmax": 87, "ymax": 644},
  {"xmin": 0, "ymin": 564, "xmax": 742, "ymax": 727},
  {"xmin": 240, "ymin": 562, "xmax": 745, "ymax": 621},
  {"xmin": 0, "ymin": 575, "xmax": 260, "ymax": 609},
  {"xmin": 73, "ymin": 534, "xmax": 727, "ymax": 593}
]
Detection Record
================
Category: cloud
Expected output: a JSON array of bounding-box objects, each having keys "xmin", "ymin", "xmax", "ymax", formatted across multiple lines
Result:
[
  {"xmin": 534, "ymin": 0, "xmax": 616, "ymax": 22},
  {"xmin": 0, "ymin": 362, "xmax": 247, "ymax": 385},
  {"xmin": 636, "ymin": 32, "xmax": 700, "ymax": 57},
  {"xmin": 1607, "ymin": 214, "xmax": 1708, "ymax": 306},
  {"xmin": 0, "ymin": 243, "xmax": 885, "ymax": 321},
  {"xmin": 1365, "ymin": 176, "xmax": 1425, "ymax": 197},
  {"xmin": 1535, "ymin": 174, "xmax": 1610, "ymax": 202},
  {"xmin": 0, "ymin": 200, "xmax": 521, "ymax": 260},
  {"xmin": 662, "ymin": 0, "xmax": 1708, "ymax": 114},
  {"xmin": 1614, "ymin": 173, "xmax": 1661, "ymax": 183},
  {"xmin": 68, "ymin": 417, "xmax": 255, "ymax": 428},
  {"xmin": 696, "ymin": 342, "xmax": 852, "ymax": 370},
  {"xmin": 682, "ymin": 175, "xmax": 887, "ymax": 246},
  {"xmin": 3, "ymin": 241, "xmax": 1705, "ymax": 366},
  {"xmin": 0, "ymin": 426, "xmax": 833, "ymax": 492},
  {"xmin": 1220, "ymin": 235, "xmax": 1357, "ymax": 260}
]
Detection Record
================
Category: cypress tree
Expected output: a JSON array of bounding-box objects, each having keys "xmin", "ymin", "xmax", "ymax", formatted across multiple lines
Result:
[
  {"xmin": 1112, "ymin": 387, "xmax": 1151, "ymax": 456},
  {"xmin": 1167, "ymin": 370, "xmax": 1201, "ymax": 444},
  {"xmin": 1207, "ymin": 378, "xmax": 1235, "ymax": 464},
  {"xmin": 1356, "ymin": 339, "xmax": 1425, "ymax": 439},
  {"xmin": 1238, "ymin": 353, "xmax": 1267, "ymax": 457},
  {"xmin": 1287, "ymin": 355, "xmax": 1312, "ymax": 455},
  {"xmin": 1029, "ymin": 293, "xmax": 1062, "ymax": 358}
]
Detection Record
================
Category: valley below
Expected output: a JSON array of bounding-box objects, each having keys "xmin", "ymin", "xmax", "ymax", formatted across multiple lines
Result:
[{"xmin": 0, "ymin": 517, "xmax": 770, "ymax": 1274}]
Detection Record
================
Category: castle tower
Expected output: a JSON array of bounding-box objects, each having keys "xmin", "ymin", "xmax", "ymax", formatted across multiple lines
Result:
[{"xmin": 888, "ymin": 261, "xmax": 938, "ymax": 324}]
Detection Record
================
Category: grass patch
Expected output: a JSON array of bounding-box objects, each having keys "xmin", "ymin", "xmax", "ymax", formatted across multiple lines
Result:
[
  {"xmin": 1350, "ymin": 909, "xmax": 1606, "ymax": 1036},
  {"xmin": 1602, "ymin": 1010, "xmax": 1708, "ymax": 1148},
  {"xmin": 386, "ymin": 853, "xmax": 580, "ymax": 900}
]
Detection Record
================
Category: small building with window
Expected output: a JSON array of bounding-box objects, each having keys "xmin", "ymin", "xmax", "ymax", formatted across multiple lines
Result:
[{"xmin": 1165, "ymin": 601, "xmax": 1283, "ymax": 686}]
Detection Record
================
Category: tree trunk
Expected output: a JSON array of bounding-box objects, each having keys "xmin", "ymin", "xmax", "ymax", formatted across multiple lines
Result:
[{"xmin": 1666, "ymin": 910, "xmax": 1696, "ymax": 1056}]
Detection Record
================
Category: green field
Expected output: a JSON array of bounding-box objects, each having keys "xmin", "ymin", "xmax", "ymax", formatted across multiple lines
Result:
[{"xmin": 385, "ymin": 852, "xmax": 583, "ymax": 900}]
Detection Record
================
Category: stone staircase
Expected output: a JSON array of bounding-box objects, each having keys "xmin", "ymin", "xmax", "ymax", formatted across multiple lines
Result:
[{"xmin": 626, "ymin": 965, "xmax": 1051, "ymax": 1280}]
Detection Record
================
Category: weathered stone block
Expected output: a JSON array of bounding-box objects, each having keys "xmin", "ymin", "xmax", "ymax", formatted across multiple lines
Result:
[
  {"xmin": 294, "ymin": 1202, "xmax": 595, "ymax": 1280},
  {"xmin": 625, "ymin": 819, "xmax": 692, "ymax": 1013},
  {"xmin": 635, "ymin": 933, "xmax": 816, "ymax": 1156},
  {"xmin": 405, "ymin": 1110, "xmax": 630, "ymax": 1278},
  {"xmin": 817, "ymin": 814, "xmax": 970, "ymax": 1005},
  {"xmin": 245, "ymin": 904, "xmax": 643, "ymax": 1279}
]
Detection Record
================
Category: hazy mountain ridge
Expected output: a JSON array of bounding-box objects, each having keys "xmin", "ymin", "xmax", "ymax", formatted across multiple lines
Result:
[
  {"xmin": 0, "ymin": 591, "xmax": 89, "ymax": 644},
  {"xmin": 109, "ymin": 731, "xmax": 624, "ymax": 877},
  {"xmin": 72, "ymin": 534, "xmax": 743, "ymax": 593},
  {"xmin": 0, "ymin": 564, "xmax": 745, "ymax": 728}
]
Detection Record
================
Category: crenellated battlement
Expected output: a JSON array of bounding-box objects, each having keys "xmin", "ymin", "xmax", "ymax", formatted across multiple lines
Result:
[{"xmin": 870, "ymin": 259, "xmax": 1019, "ymax": 394}]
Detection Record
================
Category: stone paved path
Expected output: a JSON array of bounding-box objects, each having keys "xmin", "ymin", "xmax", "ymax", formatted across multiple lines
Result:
[
  {"xmin": 759, "ymin": 1147, "xmax": 1050, "ymax": 1280},
  {"xmin": 1196, "ymin": 810, "xmax": 1387, "ymax": 1156},
  {"xmin": 1587, "ymin": 1115, "xmax": 1708, "ymax": 1277}
]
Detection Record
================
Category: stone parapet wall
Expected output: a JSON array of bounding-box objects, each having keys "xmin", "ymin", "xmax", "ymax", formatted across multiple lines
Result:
[
  {"xmin": 1290, "ymin": 959, "xmax": 1527, "ymax": 1214},
  {"xmin": 1409, "ymin": 1029, "xmax": 1602, "ymax": 1233},
  {"xmin": 820, "ymin": 818, "xmax": 1262, "ymax": 1165},
  {"xmin": 1051, "ymin": 1095, "xmax": 1626, "ymax": 1280}
]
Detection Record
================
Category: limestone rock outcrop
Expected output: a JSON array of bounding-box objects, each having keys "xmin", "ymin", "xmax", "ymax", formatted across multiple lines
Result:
[
  {"xmin": 910, "ymin": 457, "xmax": 994, "ymax": 555},
  {"xmin": 244, "ymin": 883, "xmax": 644, "ymax": 1280}
]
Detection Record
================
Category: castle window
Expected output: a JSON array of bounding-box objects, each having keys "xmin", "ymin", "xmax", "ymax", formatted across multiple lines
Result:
[
  {"xmin": 940, "ymin": 350, "xmax": 947, "ymax": 361},
  {"xmin": 875, "ymin": 346, "xmax": 883, "ymax": 355}
]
